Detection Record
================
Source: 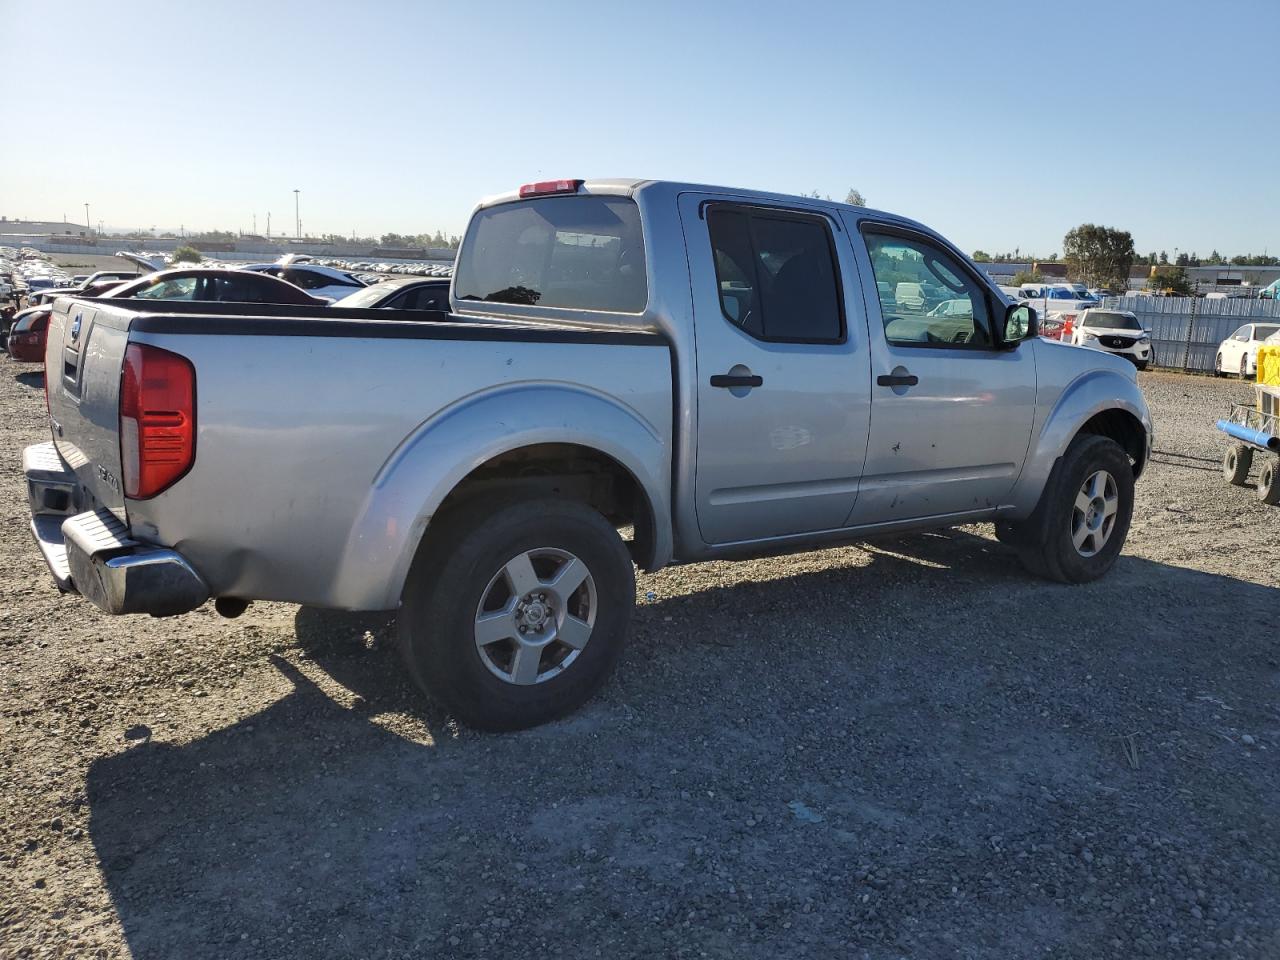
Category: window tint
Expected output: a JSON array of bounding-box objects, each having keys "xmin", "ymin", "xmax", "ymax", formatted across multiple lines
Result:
[
  {"xmin": 455, "ymin": 196, "xmax": 646, "ymax": 312},
  {"xmin": 1256, "ymin": 324, "xmax": 1279, "ymax": 340},
  {"xmin": 864, "ymin": 232, "xmax": 991, "ymax": 347},
  {"xmin": 707, "ymin": 206, "xmax": 843, "ymax": 343}
]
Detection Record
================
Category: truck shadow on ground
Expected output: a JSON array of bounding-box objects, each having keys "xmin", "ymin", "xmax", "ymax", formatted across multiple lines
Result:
[
  {"xmin": 13, "ymin": 369, "xmax": 43, "ymax": 388},
  {"xmin": 86, "ymin": 529, "xmax": 1280, "ymax": 959}
]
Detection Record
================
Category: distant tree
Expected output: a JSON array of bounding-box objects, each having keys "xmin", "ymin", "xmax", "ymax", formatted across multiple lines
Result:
[
  {"xmin": 1175, "ymin": 252, "xmax": 1189, "ymax": 266},
  {"xmin": 1149, "ymin": 265, "xmax": 1192, "ymax": 296},
  {"xmin": 1208, "ymin": 249, "xmax": 1223, "ymax": 265},
  {"xmin": 1012, "ymin": 269, "xmax": 1044, "ymax": 285},
  {"xmin": 1158, "ymin": 250, "xmax": 1169, "ymax": 265},
  {"xmin": 1146, "ymin": 251, "xmax": 1158, "ymax": 266},
  {"xmin": 171, "ymin": 245, "xmax": 202, "ymax": 264},
  {"xmin": 1062, "ymin": 223, "xmax": 1135, "ymax": 289},
  {"xmin": 845, "ymin": 188, "xmax": 866, "ymax": 207},
  {"xmin": 1046, "ymin": 252, "xmax": 1058, "ymax": 261},
  {"xmin": 970, "ymin": 250, "xmax": 992, "ymax": 262}
]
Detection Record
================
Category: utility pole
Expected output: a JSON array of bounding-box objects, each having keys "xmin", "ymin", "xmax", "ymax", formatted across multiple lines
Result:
[
  {"xmin": 267, "ymin": 212, "xmax": 271, "ymax": 239},
  {"xmin": 84, "ymin": 202, "xmax": 91, "ymax": 236},
  {"xmin": 293, "ymin": 189, "xmax": 301, "ymax": 240},
  {"xmin": 253, "ymin": 213, "xmax": 257, "ymax": 235}
]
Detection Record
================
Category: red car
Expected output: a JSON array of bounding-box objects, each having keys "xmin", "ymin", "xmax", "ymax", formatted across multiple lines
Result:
[{"xmin": 6, "ymin": 307, "xmax": 53, "ymax": 362}]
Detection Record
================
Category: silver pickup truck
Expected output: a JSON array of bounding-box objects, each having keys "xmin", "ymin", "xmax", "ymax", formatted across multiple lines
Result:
[{"xmin": 26, "ymin": 178, "xmax": 1151, "ymax": 729}]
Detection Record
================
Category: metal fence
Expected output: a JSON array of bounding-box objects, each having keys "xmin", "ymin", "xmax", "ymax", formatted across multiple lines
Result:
[{"xmin": 1099, "ymin": 297, "xmax": 1280, "ymax": 373}]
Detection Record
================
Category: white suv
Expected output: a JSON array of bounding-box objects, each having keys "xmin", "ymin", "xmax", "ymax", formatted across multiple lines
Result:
[
  {"xmin": 1072, "ymin": 309, "xmax": 1152, "ymax": 369},
  {"xmin": 1215, "ymin": 322, "xmax": 1280, "ymax": 379}
]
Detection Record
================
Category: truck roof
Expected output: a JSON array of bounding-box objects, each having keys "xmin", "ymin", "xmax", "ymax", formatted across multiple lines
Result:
[{"xmin": 474, "ymin": 178, "xmax": 929, "ymax": 236}]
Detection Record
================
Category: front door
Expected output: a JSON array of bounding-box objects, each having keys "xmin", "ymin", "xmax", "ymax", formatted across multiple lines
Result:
[
  {"xmin": 845, "ymin": 219, "xmax": 1037, "ymax": 524},
  {"xmin": 680, "ymin": 194, "xmax": 872, "ymax": 545}
]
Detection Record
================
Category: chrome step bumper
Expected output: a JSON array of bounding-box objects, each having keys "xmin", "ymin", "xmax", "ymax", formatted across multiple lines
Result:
[{"xmin": 24, "ymin": 441, "xmax": 208, "ymax": 616}]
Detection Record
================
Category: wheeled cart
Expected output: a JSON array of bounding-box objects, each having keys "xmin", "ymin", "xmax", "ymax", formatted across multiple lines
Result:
[{"xmin": 1218, "ymin": 383, "xmax": 1280, "ymax": 505}]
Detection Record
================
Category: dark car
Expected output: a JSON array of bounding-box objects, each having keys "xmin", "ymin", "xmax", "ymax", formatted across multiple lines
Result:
[
  {"xmin": 330, "ymin": 276, "xmax": 451, "ymax": 311},
  {"xmin": 105, "ymin": 269, "xmax": 331, "ymax": 306}
]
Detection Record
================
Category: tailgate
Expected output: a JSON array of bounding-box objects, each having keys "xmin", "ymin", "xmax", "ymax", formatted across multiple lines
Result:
[{"xmin": 46, "ymin": 298, "xmax": 131, "ymax": 521}]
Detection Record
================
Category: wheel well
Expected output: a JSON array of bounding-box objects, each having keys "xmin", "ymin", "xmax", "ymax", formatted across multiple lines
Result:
[
  {"xmin": 433, "ymin": 443, "xmax": 657, "ymax": 569},
  {"xmin": 1078, "ymin": 409, "xmax": 1148, "ymax": 478}
]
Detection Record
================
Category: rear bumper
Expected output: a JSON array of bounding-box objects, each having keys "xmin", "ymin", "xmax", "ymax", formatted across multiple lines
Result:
[{"xmin": 24, "ymin": 441, "xmax": 208, "ymax": 616}]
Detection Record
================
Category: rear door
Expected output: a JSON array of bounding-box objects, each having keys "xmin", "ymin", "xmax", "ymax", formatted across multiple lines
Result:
[
  {"xmin": 846, "ymin": 219, "xmax": 1037, "ymax": 523},
  {"xmin": 679, "ymin": 193, "xmax": 872, "ymax": 545}
]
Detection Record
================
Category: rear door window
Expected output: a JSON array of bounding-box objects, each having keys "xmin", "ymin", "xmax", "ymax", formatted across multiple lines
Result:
[
  {"xmin": 706, "ymin": 205, "xmax": 844, "ymax": 343},
  {"xmin": 455, "ymin": 196, "xmax": 647, "ymax": 313}
]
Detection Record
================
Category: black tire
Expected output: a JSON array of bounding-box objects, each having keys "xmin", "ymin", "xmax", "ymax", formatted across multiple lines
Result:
[
  {"xmin": 1214, "ymin": 353, "xmax": 1223, "ymax": 377},
  {"xmin": 1134, "ymin": 359, "xmax": 1148, "ymax": 371},
  {"xmin": 1258, "ymin": 459, "xmax": 1280, "ymax": 506},
  {"xmin": 1223, "ymin": 444, "xmax": 1252, "ymax": 486},
  {"xmin": 1014, "ymin": 434, "xmax": 1135, "ymax": 583},
  {"xmin": 1240, "ymin": 355, "xmax": 1250, "ymax": 380},
  {"xmin": 397, "ymin": 497, "xmax": 635, "ymax": 731}
]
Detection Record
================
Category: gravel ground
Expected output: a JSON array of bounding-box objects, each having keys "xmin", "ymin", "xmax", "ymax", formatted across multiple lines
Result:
[{"xmin": 1, "ymin": 366, "xmax": 1278, "ymax": 960}]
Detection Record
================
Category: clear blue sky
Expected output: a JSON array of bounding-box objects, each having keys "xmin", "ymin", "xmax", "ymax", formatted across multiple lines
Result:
[{"xmin": 3, "ymin": 0, "xmax": 1277, "ymax": 256}]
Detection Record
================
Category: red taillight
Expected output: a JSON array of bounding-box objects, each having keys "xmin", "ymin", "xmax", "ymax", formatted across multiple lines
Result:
[
  {"xmin": 518, "ymin": 178, "xmax": 583, "ymax": 198},
  {"xmin": 119, "ymin": 343, "xmax": 195, "ymax": 499}
]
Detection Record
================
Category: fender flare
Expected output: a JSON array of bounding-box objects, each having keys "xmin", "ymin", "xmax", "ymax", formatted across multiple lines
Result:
[
  {"xmin": 329, "ymin": 382, "xmax": 673, "ymax": 610},
  {"xmin": 1008, "ymin": 368, "xmax": 1151, "ymax": 515}
]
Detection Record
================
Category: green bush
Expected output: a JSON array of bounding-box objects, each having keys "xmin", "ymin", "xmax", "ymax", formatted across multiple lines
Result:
[{"xmin": 171, "ymin": 245, "xmax": 202, "ymax": 264}]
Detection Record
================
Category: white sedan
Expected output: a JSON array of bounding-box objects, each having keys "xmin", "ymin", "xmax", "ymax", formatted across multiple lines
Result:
[
  {"xmin": 240, "ymin": 262, "xmax": 368, "ymax": 302},
  {"xmin": 1215, "ymin": 322, "xmax": 1280, "ymax": 379}
]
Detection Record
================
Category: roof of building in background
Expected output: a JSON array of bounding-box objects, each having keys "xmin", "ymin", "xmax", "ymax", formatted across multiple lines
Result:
[{"xmin": 0, "ymin": 219, "xmax": 90, "ymax": 236}]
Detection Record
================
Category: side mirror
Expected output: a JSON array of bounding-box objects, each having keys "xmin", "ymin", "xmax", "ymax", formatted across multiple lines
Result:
[{"xmin": 1002, "ymin": 303, "xmax": 1036, "ymax": 346}]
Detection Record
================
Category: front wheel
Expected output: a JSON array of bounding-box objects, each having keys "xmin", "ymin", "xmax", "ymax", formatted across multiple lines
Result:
[
  {"xmin": 1134, "ymin": 359, "xmax": 1149, "ymax": 371},
  {"xmin": 1241, "ymin": 355, "xmax": 1251, "ymax": 380},
  {"xmin": 1014, "ymin": 434, "xmax": 1135, "ymax": 583},
  {"xmin": 397, "ymin": 497, "xmax": 635, "ymax": 731}
]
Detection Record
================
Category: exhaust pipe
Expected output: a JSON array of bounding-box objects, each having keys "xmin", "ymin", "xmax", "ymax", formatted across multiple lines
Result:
[{"xmin": 214, "ymin": 597, "xmax": 251, "ymax": 619}]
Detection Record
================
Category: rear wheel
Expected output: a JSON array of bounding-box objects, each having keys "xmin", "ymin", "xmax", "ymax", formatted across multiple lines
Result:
[
  {"xmin": 1014, "ymin": 434, "xmax": 1134, "ymax": 583},
  {"xmin": 1258, "ymin": 459, "xmax": 1280, "ymax": 506},
  {"xmin": 397, "ymin": 497, "xmax": 635, "ymax": 731},
  {"xmin": 1241, "ymin": 355, "xmax": 1250, "ymax": 380},
  {"xmin": 1223, "ymin": 444, "xmax": 1252, "ymax": 486},
  {"xmin": 1214, "ymin": 353, "xmax": 1224, "ymax": 377}
]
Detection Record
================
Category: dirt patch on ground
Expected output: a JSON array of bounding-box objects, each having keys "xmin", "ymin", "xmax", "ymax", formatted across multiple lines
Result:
[{"xmin": 1, "ymin": 367, "xmax": 1277, "ymax": 959}]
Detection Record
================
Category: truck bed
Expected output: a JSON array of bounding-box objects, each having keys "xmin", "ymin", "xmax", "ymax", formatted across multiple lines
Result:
[{"xmin": 39, "ymin": 296, "xmax": 673, "ymax": 610}]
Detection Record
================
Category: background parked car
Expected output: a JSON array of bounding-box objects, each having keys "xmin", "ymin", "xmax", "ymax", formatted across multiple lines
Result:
[
  {"xmin": 106, "ymin": 269, "xmax": 331, "ymax": 306},
  {"xmin": 1070, "ymin": 309, "xmax": 1152, "ymax": 369},
  {"xmin": 241, "ymin": 263, "xmax": 367, "ymax": 302},
  {"xmin": 1215, "ymin": 322, "xmax": 1280, "ymax": 379},
  {"xmin": 331, "ymin": 276, "xmax": 451, "ymax": 311},
  {"xmin": 6, "ymin": 306, "xmax": 53, "ymax": 361}
]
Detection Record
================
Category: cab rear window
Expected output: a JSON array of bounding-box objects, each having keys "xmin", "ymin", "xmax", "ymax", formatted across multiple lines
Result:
[{"xmin": 454, "ymin": 196, "xmax": 646, "ymax": 313}]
